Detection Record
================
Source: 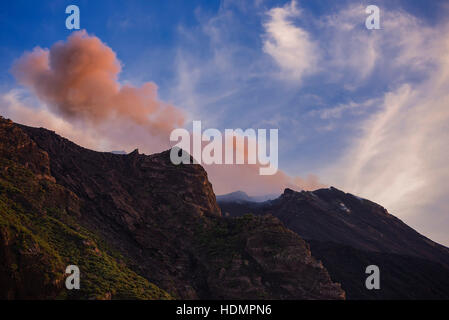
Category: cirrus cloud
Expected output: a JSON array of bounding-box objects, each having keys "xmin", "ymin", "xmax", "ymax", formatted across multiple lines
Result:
[{"xmin": 262, "ymin": 0, "xmax": 319, "ymax": 83}]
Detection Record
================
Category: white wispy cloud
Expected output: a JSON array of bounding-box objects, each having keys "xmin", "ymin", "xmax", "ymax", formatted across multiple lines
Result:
[
  {"xmin": 308, "ymin": 98, "xmax": 380, "ymax": 120},
  {"xmin": 325, "ymin": 18, "xmax": 449, "ymax": 245},
  {"xmin": 260, "ymin": 2, "xmax": 441, "ymax": 88},
  {"xmin": 262, "ymin": 0, "xmax": 319, "ymax": 83}
]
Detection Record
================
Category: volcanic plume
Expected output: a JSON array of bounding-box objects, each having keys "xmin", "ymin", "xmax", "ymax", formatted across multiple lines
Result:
[{"xmin": 11, "ymin": 30, "xmax": 185, "ymax": 137}]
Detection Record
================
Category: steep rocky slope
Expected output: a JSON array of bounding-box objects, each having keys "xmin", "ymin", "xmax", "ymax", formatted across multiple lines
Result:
[
  {"xmin": 0, "ymin": 116, "xmax": 344, "ymax": 300},
  {"xmin": 219, "ymin": 188, "xmax": 449, "ymax": 299},
  {"xmin": 0, "ymin": 118, "xmax": 171, "ymax": 299}
]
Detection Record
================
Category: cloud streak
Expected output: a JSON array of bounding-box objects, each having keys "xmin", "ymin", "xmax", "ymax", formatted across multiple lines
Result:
[{"xmin": 326, "ymin": 16, "xmax": 449, "ymax": 245}]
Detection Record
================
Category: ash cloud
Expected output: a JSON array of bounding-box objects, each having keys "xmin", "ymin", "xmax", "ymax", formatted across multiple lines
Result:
[{"xmin": 11, "ymin": 30, "xmax": 185, "ymax": 137}]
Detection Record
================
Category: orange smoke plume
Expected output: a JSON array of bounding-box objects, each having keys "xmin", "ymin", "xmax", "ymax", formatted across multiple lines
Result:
[{"xmin": 11, "ymin": 30, "xmax": 184, "ymax": 136}]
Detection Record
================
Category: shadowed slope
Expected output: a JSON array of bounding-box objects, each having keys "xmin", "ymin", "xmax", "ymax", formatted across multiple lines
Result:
[{"xmin": 218, "ymin": 188, "xmax": 449, "ymax": 299}]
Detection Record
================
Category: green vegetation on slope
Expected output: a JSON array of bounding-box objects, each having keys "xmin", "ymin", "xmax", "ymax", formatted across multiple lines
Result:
[{"xmin": 0, "ymin": 158, "xmax": 171, "ymax": 299}]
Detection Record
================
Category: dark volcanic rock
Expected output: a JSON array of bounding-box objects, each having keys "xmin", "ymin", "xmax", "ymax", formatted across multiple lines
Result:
[
  {"xmin": 218, "ymin": 188, "xmax": 449, "ymax": 299},
  {"xmin": 268, "ymin": 187, "xmax": 449, "ymax": 267},
  {"xmin": 0, "ymin": 116, "xmax": 345, "ymax": 300},
  {"xmin": 195, "ymin": 214, "xmax": 344, "ymax": 299},
  {"xmin": 308, "ymin": 240, "xmax": 449, "ymax": 299},
  {"xmin": 0, "ymin": 117, "xmax": 171, "ymax": 299}
]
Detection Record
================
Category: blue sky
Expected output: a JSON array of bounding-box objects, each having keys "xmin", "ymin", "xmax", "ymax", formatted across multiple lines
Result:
[
  {"xmin": 1, "ymin": 0, "xmax": 449, "ymax": 245},
  {"xmin": 0, "ymin": 0, "xmax": 445, "ymax": 173}
]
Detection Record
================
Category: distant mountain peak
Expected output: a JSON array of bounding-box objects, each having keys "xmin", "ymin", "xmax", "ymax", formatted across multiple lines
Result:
[
  {"xmin": 216, "ymin": 191, "xmax": 252, "ymax": 203},
  {"xmin": 217, "ymin": 190, "xmax": 279, "ymax": 203},
  {"xmin": 230, "ymin": 190, "xmax": 250, "ymax": 197}
]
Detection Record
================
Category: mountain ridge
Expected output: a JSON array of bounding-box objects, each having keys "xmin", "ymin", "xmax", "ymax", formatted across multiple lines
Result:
[
  {"xmin": 4, "ymin": 114, "xmax": 448, "ymax": 300},
  {"xmin": 218, "ymin": 187, "xmax": 449, "ymax": 299},
  {"xmin": 0, "ymin": 116, "xmax": 344, "ymax": 300}
]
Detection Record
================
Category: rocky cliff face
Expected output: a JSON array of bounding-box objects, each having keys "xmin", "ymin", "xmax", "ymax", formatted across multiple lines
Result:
[
  {"xmin": 194, "ymin": 214, "xmax": 344, "ymax": 299},
  {"xmin": 0, "ymin": 117, "xmax": 172, "ymax": 299},
  {"xmin": 0, "ymin": 116, "xmax": 345, "ymax": 300},
  {"xmin": 218, "ymin": 188, "xmax": 449, "ymax": 299}
]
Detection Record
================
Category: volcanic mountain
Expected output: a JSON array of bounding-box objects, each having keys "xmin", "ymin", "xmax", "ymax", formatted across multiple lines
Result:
[
  {"xmin": 2, "ymin": 115, "xmax": 448, "ymax": 300},
  {"xmin": 218, "ymin": 188, "xmax": 449, "ymax": 299},
  {"xmin": 0, "ymin": 116, "xmax": 344, "ymax": 300}
]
